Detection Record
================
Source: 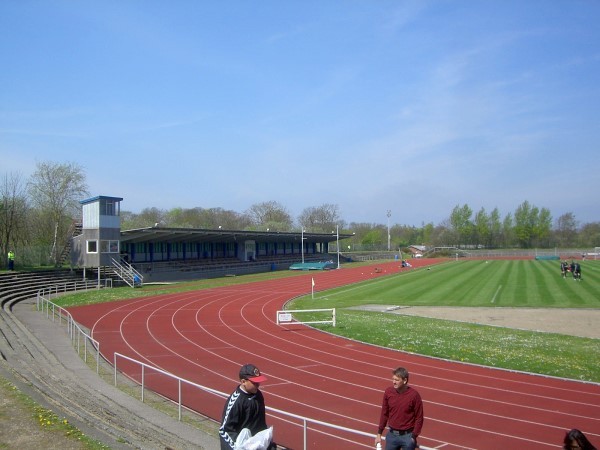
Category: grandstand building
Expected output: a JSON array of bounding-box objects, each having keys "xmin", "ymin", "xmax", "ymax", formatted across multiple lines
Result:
[{"xmin": 71, "ymin": 195, "xmax": 351, "ymax": 283}]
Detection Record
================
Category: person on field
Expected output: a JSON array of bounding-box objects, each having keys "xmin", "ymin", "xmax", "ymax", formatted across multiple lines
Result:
[
  {"xmin": 376, "ymin": 367, "xmax": 424, "ymax": 450},
  {"xmin": 219, "ymin": 363, "xmax": 276, "ymax": 450},
  {"xmin": 573, "ymin": 262, "xmax": 582, "ymax": 281},
  {"xmin": 7, "ymin": 250, "xmax": 15, "ymax": 271},
  {"xmin": 562, "ymin": 428, "xmax": 597, "ymax": 450},
  {"xmin": 561, "ymin": 261, "xmax": 568, "ymax": 278}
]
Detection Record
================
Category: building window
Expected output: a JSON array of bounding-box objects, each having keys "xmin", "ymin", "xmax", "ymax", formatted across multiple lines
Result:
[
  {"xmin": 100, "ymin": 240, "xmax": 120, "ymax": 253},
  {"xmin": 87, "ymin": 240, "xmax": 98, "ymax": 253},
  {"xmin": 101, "ymin": 200, "xmax": 119, "ymax": 216}
]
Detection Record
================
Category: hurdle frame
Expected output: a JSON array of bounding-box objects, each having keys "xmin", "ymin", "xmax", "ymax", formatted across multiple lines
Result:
[{"xmin": 276, "ymin": 308, "xmax": 336, "ymax": 327}]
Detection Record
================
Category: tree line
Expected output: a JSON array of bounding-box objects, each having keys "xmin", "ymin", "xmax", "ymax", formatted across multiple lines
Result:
[{"xmin": 2, "ymin": 161, "xmax": 599, "ymax": 268}]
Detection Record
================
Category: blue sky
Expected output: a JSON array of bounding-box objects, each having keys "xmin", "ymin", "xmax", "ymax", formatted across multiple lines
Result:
[{"xmin": 2, "ymin": 1, "xmax": 599, "ymax": 227}]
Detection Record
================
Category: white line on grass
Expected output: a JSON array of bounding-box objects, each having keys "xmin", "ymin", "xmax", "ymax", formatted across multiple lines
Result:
[
  {"xmin": 314, "ymin": 261, "xmax": 454, "ymax": 300},
  {"xmin": 491, "ymin": 285, "xmax": 502, "ymax": 303}
]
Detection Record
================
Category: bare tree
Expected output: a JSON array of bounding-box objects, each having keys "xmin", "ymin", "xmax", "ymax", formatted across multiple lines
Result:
[
  {"xmin": 555, "ymin": 212, "xmax": 578, "ymax": 247},
  {"xmin": 27, "ymin": 161, "xmax": 89, "ymax": 266},
  {"xmin": 298, "ymin": 203, "xmax": 342, "ymax": 233},
  {"xmin": 245, "ymin": 201, "xmax": 293, "ymax": 231},
  {"xmin": 0, "ymin": 172, "xmax": 29, "ymax": 268}
]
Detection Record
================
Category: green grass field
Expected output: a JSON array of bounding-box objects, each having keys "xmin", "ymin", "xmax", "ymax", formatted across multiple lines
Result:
[
  {"xmin": 289, "ymin": 259, "xmax": 600, "ymax": 382},
  {"xmin": 293, "ymin": 259, "xmax": 600, "ymax": 308}
]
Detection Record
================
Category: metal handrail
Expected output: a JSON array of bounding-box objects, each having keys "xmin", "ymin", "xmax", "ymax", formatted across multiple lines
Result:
[
  {"xmin": 111, "ymin": 257, "xmax": 144, "ymax": 287},
  {"xmin": 113, "ymin": 352, "xmax": 382, "ymax": 450},
  {"xmin": 37, "ymin": 288, "xmax": 101, "ymax": 373}
]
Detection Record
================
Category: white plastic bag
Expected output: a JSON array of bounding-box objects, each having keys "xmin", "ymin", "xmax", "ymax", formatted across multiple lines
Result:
[
  {"xmin": 234, "ymin": 428, "xmax": 252, "ymax": 450},
  {"xmin": 234, "ymin": 426, "xmax": 273, "ymax": 450}
]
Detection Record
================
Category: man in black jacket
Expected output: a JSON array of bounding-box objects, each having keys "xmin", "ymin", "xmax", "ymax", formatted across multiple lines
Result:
[{"xmin": 219, "ymin": 363, "xmax": 276, "ymax": 449}]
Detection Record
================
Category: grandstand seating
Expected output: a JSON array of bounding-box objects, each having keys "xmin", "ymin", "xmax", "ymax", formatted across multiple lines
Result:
[{"xmin": 133, "ymin": 253, "xmax": 333, "ymax": 282}]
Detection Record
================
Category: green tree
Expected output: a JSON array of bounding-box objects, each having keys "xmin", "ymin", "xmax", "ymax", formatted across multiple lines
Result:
[
  {"xmin": 450, "ymin": 204, "xmax": 473, "ymax": 247},
  {"xmin": 501, "ymin": 213, "xmax": 514, "ymax": 247},
  {"xmin": 473, "ymin": 207, "xmax": 490, "ymax": 247},
  {"xmin": 534, "ymin": 208, "xmax": 552, "ymax": 247},
  {"xmin": 578, "ymin": 222, "xmax": 600, "ymax": 248},
  {"xmin": 488, "ymin": 208, "xmax": 502, "ymax": 248},
  {"xmin": 513, "ymin": 201, "xmax": 552, "ymax": 248},
  {"xmin": 361, "ymin": 228, "xmax": 385, "ymax": 249},
  {"xmin": 421, "ymin": 222, "xmax": 434, "ymax": 245},
  {"xmin": 514, "ymin": 201, "xmax": 534, "ymax": 248},
  {"xmin": 27, "ymin": 162, "xmax": 88, "ymax": 265}
]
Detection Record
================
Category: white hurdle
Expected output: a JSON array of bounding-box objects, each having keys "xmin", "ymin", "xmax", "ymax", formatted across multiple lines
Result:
[{"xmin": 276, "ymin": 308, "xmax": 336, "ymax": 327}]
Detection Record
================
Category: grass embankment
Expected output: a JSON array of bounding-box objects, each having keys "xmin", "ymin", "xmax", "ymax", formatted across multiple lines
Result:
[
  {"xmin": 0, "ymin": 377, "xmax": 109, "ymax": 449},
  {"xmin": 56, "ymin": 259, "xmax": 600, "ymax": 382}
]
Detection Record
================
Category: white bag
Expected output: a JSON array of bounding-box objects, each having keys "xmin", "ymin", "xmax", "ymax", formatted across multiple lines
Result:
[{"xmin": 234, "ymin": 426, "xmax": 273, "ymax": 450}]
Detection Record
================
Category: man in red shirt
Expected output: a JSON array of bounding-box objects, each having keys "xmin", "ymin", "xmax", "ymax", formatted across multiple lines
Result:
[{"xmin": 376, "ymin": 367, "xmax": 424, "ymax": 450}]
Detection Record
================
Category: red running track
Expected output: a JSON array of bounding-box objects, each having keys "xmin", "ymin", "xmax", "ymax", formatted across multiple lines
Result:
[{"xmin": 68, "ymin": 261, "xmax": 600, "ymax": 449}]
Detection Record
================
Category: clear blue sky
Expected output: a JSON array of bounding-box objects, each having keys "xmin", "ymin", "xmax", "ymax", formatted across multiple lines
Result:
[{"xmin": 2, "ymin": 1, "xmax": 599, "ymax": 226}]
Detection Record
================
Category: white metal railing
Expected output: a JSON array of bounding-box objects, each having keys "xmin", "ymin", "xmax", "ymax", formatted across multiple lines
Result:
[
  {"xmin": 37, "ymin": 287, "xmax": 101, "ymax": 373},
  {"xmin": 112, "ymin": 352, "xmax": 386, "ymax": 450},
  {"xmin": 111, "ymin": 257, "xmax": 144, "ymax": 288}
]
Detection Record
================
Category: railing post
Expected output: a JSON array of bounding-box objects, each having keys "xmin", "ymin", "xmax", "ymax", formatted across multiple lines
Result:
[
  {"xmin": 303, "ymin": 418, "xmax": 307, "ymax": 450},
  {"xmin": 178, "ymin": 379, "xmax": 182, "ymax": 421}
]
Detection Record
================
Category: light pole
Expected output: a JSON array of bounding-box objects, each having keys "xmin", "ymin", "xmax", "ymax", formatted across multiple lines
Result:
[
  {"xmin": 301, "ymin": 228, "xmax": 305, "ymax": 264},
  {"xmin": 332, "ymin": 225, "xmax": 340, "ymax": 269},
  {"xmin": 336, "ymin": 224, "xmax": 340, "ymax": 269},
  {"xmin": 387, "ymin": 210, "xmax": 391, "ymax": 251}
]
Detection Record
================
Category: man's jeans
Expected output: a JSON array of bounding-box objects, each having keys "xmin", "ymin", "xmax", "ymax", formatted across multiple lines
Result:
[{"xmin": 385, "ymin": 431, "xmax": 416, "ymax": 450}]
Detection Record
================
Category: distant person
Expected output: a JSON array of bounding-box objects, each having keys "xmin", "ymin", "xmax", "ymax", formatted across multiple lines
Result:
[
  {"xmin": 7, "ymin": 250, "xmax": 15, "ymax": 271},
  {"xmin": 573, "ymin": 263, "xmax": 582, "ymax": 281},
  {"xmin": 376, "ymin": 367, "xmax": 424, "ymax": 450},
  {"xmin": 561, "ymin": 261, "xmax": 568, "ymax": 278},
  {"xmin": 219, "ymin": 363, "xmax": 276, "ymax": 450},
  {"xmin": 563, "ymin": 428, "xmax": 597, "ymax": 450}
]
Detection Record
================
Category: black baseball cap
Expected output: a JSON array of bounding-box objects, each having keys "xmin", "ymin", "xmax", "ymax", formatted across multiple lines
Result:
[{"xmin": 239, "ymin": 364, "xmax": 267, "ymax": 383}]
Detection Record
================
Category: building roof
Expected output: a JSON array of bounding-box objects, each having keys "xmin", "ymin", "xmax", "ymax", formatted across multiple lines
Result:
[
  {"xmin": 119, "ymin": 227, "xmax": 352, "ymax": 245},
  {"xmin": 80, "ymin": 195, "xmax": 124, "ymax": 205}
]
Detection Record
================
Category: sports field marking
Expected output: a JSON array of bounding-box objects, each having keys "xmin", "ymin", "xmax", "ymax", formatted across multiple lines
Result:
[
  {"xmin": 491, "ymin": 285, "xmax": 502, "ymax": 303},
  {"xmin": 311, "ymin": 262, "xmax": 450, "ymax": 299}
]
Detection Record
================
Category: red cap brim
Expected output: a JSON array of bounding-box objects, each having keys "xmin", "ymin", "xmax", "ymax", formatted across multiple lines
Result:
[{"xmin": 248, "ymin": 374, "xmax": 267, "ymax": 383}]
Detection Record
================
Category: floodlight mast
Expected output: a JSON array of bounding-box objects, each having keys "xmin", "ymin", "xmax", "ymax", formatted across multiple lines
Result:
[
  {"xmin": 336, "ymin": 224, "xmax": 340, "ymax": 269},
  {"xmin": 301, "ymin": 228, "xmax": 306, "ymax": 264},
  {"xmin": 387, "ymin": 210, "xmax": 391, "ymax": 251}
]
